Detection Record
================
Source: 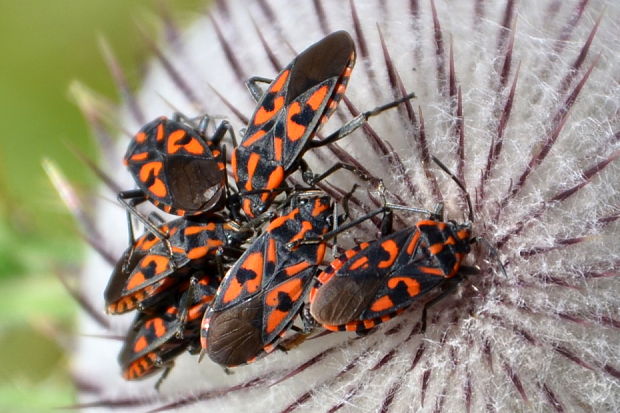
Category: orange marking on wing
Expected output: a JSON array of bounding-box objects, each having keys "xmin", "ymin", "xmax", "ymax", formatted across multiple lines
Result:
[
  {"xmin": 317, "ymin": 268, "xmax": 336, "ymax": 284},
  {"xmin": 139, "ymin": 162, "xmax": 167, "ymax": 197},
  {"xmin": 141, "ymin": 255, "xmax": 170, "ymax": 275},
  {"xmin": 188, "ymin": 303, "xmax": 207, "ymax": 322},
  {"xmin": 146, "ymin": 317, "xmax": 166, "ymax": 337},
  {"xmin": 284, "ymin": 261, "xmax": 311, "ymax": 276},
  {"xmin": 271, "ymin": 70, "xmax": 289, "ymax": 93},
  {"xmin": 156, "ymin": 122, "xmax": 165, "ymax": 141},
  {"xmin": 242, "ymin": 198, "xmax": 254, "ymax": 218},
  {"xmin": 288, "ymin": 221, "xmax": 313, "ymax": 245},
  {"xmin": 309, "ymin": 286, "xmax": 318, "ymax": 302},
  {"xmin": 245, "ymin": 153, "xmax": 261, "ymax": 191},
  {"xmin": 267, "ymin": 238, "xmax": 277, "ymax": 264},
  {"xmin": 445, "ymin": 236, "xmax": 456, "ymax": 245},
  {"xmin": 273, "ymin": 137, "xmax": 283, "ymax": 162},
  {"xmin": 149, "ymin": 179, "xmax": 167, "ymax": 198},
  {"xmin": 335, "ymin": 84, "xmax": 346, "ymax": 95},
  {"xmin": 231, "ymin": 149, "xmax": 239, "ymax": 181},
  {"xmin": 306, "ymin": 85, "xmax": 329, "ymax": 110},
  {"xmin": 167, "ymin": 129, "xmax": 205, "ymax": 155},
  {"xmin": 241, "ymin": 129, "xmax": 267, "ymax": 148},
  {"xmin": 223, "ymin": 252, "xmax": 264, "ymax": 304},
  {"xmin": 418, "ymin": 266, "xmax": 446, "ymax": 277},
  {"xmin": 254, "ymin": 96, "xmax": 285, "ymax": 125},
  {"xmin": 130, "ymin": 152, "xmax": 149, "ymax": 162},
  {"xmin": 349, "ymin": 256, "xmax": 369, "ymax": 271},
  {"xmin": 387, "ymin": 277, "xmax": 421, "ymax": 297},
  {"xmin": 286, "ymin": 102, "xmax": 305, "ymax": 141},
  {"xmin": 263, "ymin": 343, "xmax": 276, "ymax": 353},
  {"xmin": 133, "ymin": 336, "xmax": 148, "ymax": 353},
  {"xmin": 406, "ymin": 231, "xmax": 421, "ymax": 255},
  {"xmin": 137, "ymin": 236, "xmax": 161, "ymax": 251},
  {"xmin": 370, "ymin": 295, "xmax": 394, "ymax": 312},
  {"xmin": 166, "ymin": 129, "xmax": 186, "ymax": 153},
  {"xmin": 241, "ymin": 252, "xmax": 264, "ymax": 294},
  {"xmin": 135, "ymin": 131, "xmax": 147, "ymax": 143},
  {"xmin": 448, "ymin": 253, "xmax": 464, "ymax": 278},
  {"xmin": 312, "ymin": 198, "xmax": 329, "ymax": 216},
  {"xmin": 323, "ymin": 324, "xmax": 340, "ymax": 332},
  {"xmin": 428, "ymin": 243, "xmax": 444, "ymax": 255},
  {"xmin": 267, "ymin": 209, "xmax": 298, "ymax": 232},
  {"xmin": 187, "ymin": 240, "xmax": 224, "ymax": 259},
  {"xmin": 139, "ymin": 161, "xmax": 163, "ymax": 182},
  {"xmin": 378, "ymin": 239, "xmax": 399, "ymax": 269},
  {"xmin": 126, "ymin": 272, "xmax": 146, "ymax": 291},
  {"xmin": 265, "ymin": 278, "xmax": 303, "ymax": 306},
  {"xmin": 265, "ymin": 310, "xmax": 289, "ymax": 335},
  {"xmin": 363, "ymin": 319, "xmax": 375, "ymax": 329},
  {"xmin": 316, "ymin": 242, "xmax": 327, "ymax": 263},
  {"xmin": 265, "ymin": 278, "xmax": 303, "ymax": 333},
  {"xmin": 184, "ymin": 223, "xmax": 217, "ymax": 235},
  {"xmin": 261, "ymin": 166, "xmax": 284, "ymax": 201}
]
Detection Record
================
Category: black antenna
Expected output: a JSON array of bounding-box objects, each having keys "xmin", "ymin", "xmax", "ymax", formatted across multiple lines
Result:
[
  {"xmin": 431, "ymin": 157, "xmax": 507, "ymax": 277},
  {"xmin": 431, "ymin": 156, "xmax": 474, "ymax": 222}
]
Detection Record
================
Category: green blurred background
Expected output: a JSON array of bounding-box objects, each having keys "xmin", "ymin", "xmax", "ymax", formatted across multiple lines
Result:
[{"xmin": 0, "ymin": 1, "xmax": 202, "ymax": 411}]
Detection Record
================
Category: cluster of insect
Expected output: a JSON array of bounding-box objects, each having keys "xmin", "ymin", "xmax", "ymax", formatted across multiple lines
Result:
[{"xmin": 104, "ymin": 31, "xmax": 484, "ymax": 388}]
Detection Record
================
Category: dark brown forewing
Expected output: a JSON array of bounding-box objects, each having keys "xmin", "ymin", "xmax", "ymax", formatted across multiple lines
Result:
[
  {"xmin": 310, "ymin": 275, "xmax": 382, "ymax": 326},
  {"xmin": 165, "ymin": 156, "xmax": 225, "ymax": 213},
  {"xmin": 286, "ymin": 30, "xmax": 354, "ymax": 104},
  {"xmin": 206, "ymin": 294, "xmax": 264, "ymax": 367}
]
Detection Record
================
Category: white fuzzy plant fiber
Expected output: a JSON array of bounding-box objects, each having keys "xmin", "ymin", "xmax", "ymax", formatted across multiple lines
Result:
[{"xmin": 70, "ymin": 0, "xmax": 619, "ymax": 412}]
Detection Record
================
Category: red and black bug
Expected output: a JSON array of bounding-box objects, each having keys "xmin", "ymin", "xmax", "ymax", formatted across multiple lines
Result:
[
  {"xmin": 232, "ymin": 30, "xmax": 415, "ymax": 218},
  {"xmin": 119, "ymin": 275, "xmax": 218, "ymax": 387},
  {"xmin": 309, "ymin": 212, "xmax": 473, "ymax": 332},
  {"xmin": 120, "ymin": 114, "xmax": 233, "ymax": 218},
  {"xmin": 304, "ymin": 158, "xmax": 499, "ymax": 333},
  {"xmin": 200, "ymin": 191, "xmax": 336, "ymax": 366},
  {"xmin": 105, "ymin": 214, "xmax": 250, "ymax": 314}
]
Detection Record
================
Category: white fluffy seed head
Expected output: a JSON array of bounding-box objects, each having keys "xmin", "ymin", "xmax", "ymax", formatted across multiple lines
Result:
[{"xmin": 72, "ymin": 0, "xmax": 619, "ymax": 411}]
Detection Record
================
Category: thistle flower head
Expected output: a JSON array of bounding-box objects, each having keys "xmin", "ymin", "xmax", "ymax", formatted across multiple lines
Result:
[{"xmin": 64, "ymin": 0, "xmax": 619, "ymax": 411}]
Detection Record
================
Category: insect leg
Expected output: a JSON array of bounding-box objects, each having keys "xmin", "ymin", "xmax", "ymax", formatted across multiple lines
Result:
[
  {"xmin": 308, "ymin": 92, "xmax": 416, "ymax": 149},
  {"xmin": 154, "ymin": 361, "xmax": 174, "ymax": 391},
  {"xmin": 118, "ymin": 190, "xmax": 177, "ymax": 267},
  {"xmin": 210, "ymin": 120, "xmax": 237, "ymax": 147},
  {"xmin": 419, "ymin": 274, "xmax": 464, "ymax": 334},
  {"xmin": 299, "ymin": 158, "xmax": 371, "ymax": 186},
  {"xmin": 245, "ymin": 76, "xmax": 274, "ymax": 102}
]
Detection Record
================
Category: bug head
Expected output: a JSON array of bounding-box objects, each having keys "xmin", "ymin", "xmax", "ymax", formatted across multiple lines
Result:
[
  {"xmin": 241, "ymin": 193, "xmax": 270, "ymax": 219},
  {"xmin": 291, "ymin": 190, "xmax": 334, "ymax": 225}
]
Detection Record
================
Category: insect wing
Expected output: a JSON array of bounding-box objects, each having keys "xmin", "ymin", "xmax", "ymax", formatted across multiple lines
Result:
[
  {"xmin": 210, "ymin": 232, "xmax": 272, "ymax": 311},
  {"xmin": 125, "ymin": 117, "xmax": 226, "ymax": 215}
]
